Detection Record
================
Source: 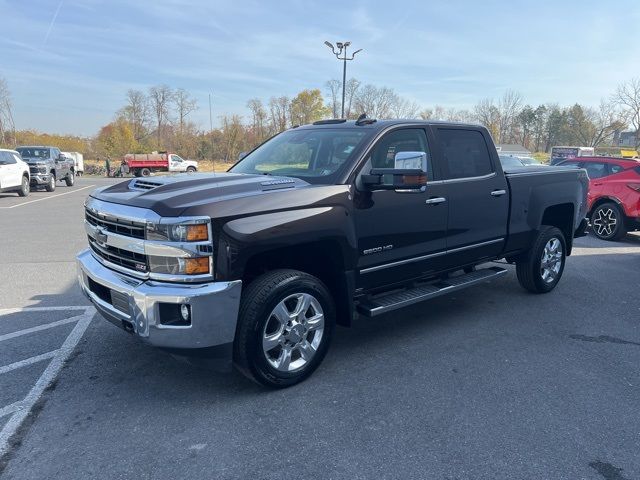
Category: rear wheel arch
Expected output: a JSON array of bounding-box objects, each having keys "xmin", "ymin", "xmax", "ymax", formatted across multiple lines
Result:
[{"xmin": 540, "ymin": 203, "xmax": 574, "ymax": 255}]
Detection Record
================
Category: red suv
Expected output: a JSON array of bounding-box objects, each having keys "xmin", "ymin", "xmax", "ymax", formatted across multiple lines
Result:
[{"xmin": 557, "ymin": 157, "xmax": 640, "ymax": 240}]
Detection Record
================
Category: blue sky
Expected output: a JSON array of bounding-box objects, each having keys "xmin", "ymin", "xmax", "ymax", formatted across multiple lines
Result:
[{"xmin": 1, "ymin": 0, "xmax": 639, "ymax": 136}]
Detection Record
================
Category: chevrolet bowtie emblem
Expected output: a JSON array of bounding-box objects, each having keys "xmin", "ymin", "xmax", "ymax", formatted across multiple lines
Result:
[{"xmin": 95, "ymin": 227, "xmax": 108, "ymax": 246}]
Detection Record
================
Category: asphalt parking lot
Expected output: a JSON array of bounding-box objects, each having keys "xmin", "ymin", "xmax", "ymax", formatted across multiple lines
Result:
[{"xmin": 0, "ymin": 176, "xmax": 639, "ymax": 480}]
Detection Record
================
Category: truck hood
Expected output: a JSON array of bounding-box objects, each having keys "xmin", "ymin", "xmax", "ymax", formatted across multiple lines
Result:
[{"xmin": 91, "ymin": 173, "xmax": 349, "ymax": 218}]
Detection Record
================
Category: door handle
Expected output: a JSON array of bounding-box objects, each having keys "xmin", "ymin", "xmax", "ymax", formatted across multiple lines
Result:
[
  {"xmin": 425, "ymin": 197, "xmax": 446, "ymax": 205},
  {"xmin": 491, "ymin": 189, "xmax": 506, "ymax": 197},
  {"xmin": 593, "ymin": 182, "xmax": 603, "ymax": 186}
]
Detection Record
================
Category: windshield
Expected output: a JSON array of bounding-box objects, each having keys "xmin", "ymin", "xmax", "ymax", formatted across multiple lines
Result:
[
  {"xmin": 230, "ymin": 128, "xmax": 370, "ymax": 182},
  {"xmin": 499, "ymin": 155, "xmax": 524, "ymax": 168},
  {"xmin": 16, "ymin": 147, "xmax": 50, "ymax": 159}
]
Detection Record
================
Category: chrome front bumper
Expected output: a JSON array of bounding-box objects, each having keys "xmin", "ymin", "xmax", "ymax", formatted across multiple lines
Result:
[
  {"xmin": 77, "ymin": 249, "xmax": 242, "ymax": 350},
  {"xmin": 30, "ymin": 173, "xmax": 52, "ymax": 185}
]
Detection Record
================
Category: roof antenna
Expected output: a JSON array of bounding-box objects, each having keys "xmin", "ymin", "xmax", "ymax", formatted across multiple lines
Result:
[{"xmin": 355, "ymin": 113, "xmax": 376, "ymax": 126}]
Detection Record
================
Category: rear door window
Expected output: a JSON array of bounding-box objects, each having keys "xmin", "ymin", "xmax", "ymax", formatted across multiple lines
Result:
[
  {"xmin": 437, "ymin": 129, "xmax": 494, "ymax": 179},
  {"xmin": 583, "ymin": 162, "xmax": 608, "ymax": 179},
  {"xmin": 609, "ymin": 164, "xmax": 624, "ymax": 175}
]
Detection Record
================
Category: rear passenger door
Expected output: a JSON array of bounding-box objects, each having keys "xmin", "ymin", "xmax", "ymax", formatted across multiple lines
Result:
[{"xmin": 433, "ymin": 127, "xmax": 509, "ymax": 264}]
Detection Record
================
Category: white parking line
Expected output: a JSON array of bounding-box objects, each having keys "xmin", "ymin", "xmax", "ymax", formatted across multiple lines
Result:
[
  {"xmin": 0, "ymin": 185, "xmax": 95, "ymax": 209},
  {"xmin": 0, "ymin": 317, "xmax": 80, "ymax": 342},
  {"xmin": 0, "ymin": 350, "xmax": 58, "ymax": 375},
  {"xmin": 0, "ymin": 306, "xmax": 95, "ymax": 457}
]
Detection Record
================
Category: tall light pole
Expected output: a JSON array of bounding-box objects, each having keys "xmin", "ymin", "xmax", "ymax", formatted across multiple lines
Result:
[{"xmin": 324, "ymin": 41, "xmax": 362, "ymax": 119}]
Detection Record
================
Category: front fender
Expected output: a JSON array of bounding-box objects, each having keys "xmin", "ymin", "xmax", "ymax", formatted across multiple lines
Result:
[{"xmin": 215, "ymin": 205, "xmax": 357, "ymax": 280}]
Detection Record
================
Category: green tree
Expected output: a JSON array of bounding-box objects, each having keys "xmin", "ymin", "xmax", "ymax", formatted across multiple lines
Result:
[{"xmin": 289, "ymin": 89, "xmax": 329, "ymax": 126}]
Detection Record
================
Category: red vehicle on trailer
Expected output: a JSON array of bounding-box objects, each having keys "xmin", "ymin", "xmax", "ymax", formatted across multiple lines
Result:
[
  {"xmin": 556, "ymin": 156, "xmax": 640, "ymax": 240},
  {"xmin": 124, "ymin": 152, "xmax": 199, "ymax": 177}
]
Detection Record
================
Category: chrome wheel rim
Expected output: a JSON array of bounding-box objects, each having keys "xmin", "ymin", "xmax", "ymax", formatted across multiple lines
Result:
[
  {"xmin": 592, "ymin": 208, "xmax": 617, "ymax": 238},
  {"xmin": 540, "ymin": 238, "xmax": 563, "ymax": 284},
  {"xmin": 22, "ymin": 177, "xmax": 29, "ymax": 194},
  {"xmin": 262, "ymin": 293, "xmax": 325, "ymax": 372}
]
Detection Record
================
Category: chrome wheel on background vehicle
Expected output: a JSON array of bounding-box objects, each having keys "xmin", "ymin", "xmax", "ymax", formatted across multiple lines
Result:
[
  {"xmin": 540, "ymin": 238, "xmax": 563, "ymax": 284},
  {"xmin": 19, "ymin": 176, "xmax": 30, "ymax": 197},
  {"xmin": 591, "ymin": 203, "xmax": 626, "ymax": 241},
  {"xmin": 45, "ymin": 174, "xmax": 56, "ymax": 192},
  {"xmin": 262, "ymin": 293, "xmax": 325, "ymax": 372}
]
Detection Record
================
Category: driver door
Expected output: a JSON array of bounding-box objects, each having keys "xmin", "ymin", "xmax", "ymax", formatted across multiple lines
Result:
[{"xmin": 353, "ymin": 127, "xmax": 448, "ymax": 291}]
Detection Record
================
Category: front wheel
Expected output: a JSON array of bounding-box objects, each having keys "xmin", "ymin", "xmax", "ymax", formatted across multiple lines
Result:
[
  {"xmin": 45, "ymin": 174, "xmax": 56, "ymax": 192},
  {"xmin": 18, "ymin": 176, "xmax": 30, "ymax": 197},
  {"xmin": 516, "ymin": 226, "xmax": 566, "ymax": 294},
  {"xmin": 186, "ymin": 166, "xmax": 196, "ymax": 173},
  {"xmin": 234, "ymin": 269, "xmax": 335, "ymax": 388},
  {"xmin": 590, "ymin": 202, "xmax": 627, "ymax": 241}
]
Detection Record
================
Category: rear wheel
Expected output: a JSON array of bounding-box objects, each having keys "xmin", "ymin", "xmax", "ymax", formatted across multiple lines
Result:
[
  {"xmin": 590, "ymin": 202, "xmax": 627, "ymax": 241},
  {"xmin": 141, "ymin": 168, "xmax": 151, "ymax": 177},
  {"xmin": 45, "ymin": 173, "xmax": 56, "ymax": 192},
  {"xmin": 18, "ymin": 175, "xmax": 30, "ymax": 197},
  {"xmin": 516, "ymin": 226, "xmax": 566, "ymax": 293},
  {"xmin": 65, "ymin": 171, "xmax": 75, "ymax": 186},
  {"xmin": 234, "ymin": 269, "xmax": 335, "ymax": 388}
]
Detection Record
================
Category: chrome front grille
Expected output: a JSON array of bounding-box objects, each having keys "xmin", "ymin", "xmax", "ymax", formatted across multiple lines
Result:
[
  {"xmin": 85, "ymin": 208, "xmax": 145, "ymax": 239},
  {"xmin": 88, "ymin": 236, "xmax": 148, "ymax": 273}
]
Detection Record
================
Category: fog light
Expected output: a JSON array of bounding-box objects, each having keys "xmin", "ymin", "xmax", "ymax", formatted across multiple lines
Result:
[{"xmin": 180, "ymin": 304, "xmax": 190, "ymax": 322}]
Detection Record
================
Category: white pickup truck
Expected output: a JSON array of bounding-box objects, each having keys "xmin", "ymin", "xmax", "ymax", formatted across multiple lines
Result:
[{"xmin": 0, "ymin": 148, "xmax": 30, "ymax": 197}]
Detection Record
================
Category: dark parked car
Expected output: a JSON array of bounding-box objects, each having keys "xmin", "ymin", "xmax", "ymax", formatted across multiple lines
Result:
[
  {"xmin": 15, "ymin": 146, "xmax": 75, "ymax": 191},
  {"xmin": 77, "ymin": 119, "xmax": 588, "ymax": 388},
  {"xmin": 556, "ymin": 156, "xmax": 640, "ymax": 240}
]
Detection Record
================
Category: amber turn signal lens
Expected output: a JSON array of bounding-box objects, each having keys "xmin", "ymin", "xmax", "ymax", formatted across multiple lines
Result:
[
  {"xmin": 183, "ymin": 257, "xmax": 209, "ymax": 275},
  {"xmin": 186, "ymin": 224, "xmax": 208, "ymax": 241}
]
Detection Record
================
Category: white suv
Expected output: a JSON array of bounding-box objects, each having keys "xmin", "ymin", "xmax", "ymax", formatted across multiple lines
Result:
[{"xmin": 0, "ymin": 148, "xmax": 30, "ymax": 197}]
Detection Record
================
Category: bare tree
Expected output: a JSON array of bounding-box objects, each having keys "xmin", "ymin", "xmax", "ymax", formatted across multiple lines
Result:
[
  {"xmin": 268, "ymin": 96, "xmax": 289, "ymax": 134},
  {"xmin": 389, "ymin": 95, "xmax": 420, "ymax": 119},
  {"xmin": 614, "ymin": 78, "xmax": 640, "ymax": 148},
  {"xmin": 119, "ymin": 89, "xmax": 149, "ymax": 141},
  {"xmin": 325, "ymin": 80, "xmax": 341, "ymax": 118},
  {"xmin": 474, "ymin": 98, "xmax": 500, "ymax": 140},
  {"xmin": 344, "ymin": 78, "xmax": 361, "ymax": 119},
  {"xmin": 0, "ymin": 77, "xmax": 16, "ymax": 147},
  {"xmin": 173, "ymin": 88, "xmax": 198, "ymax": 135},
  {"xmin": 148, "ymin": 84, "xmax": 174, "ymax": 148},
  {"xmin": 497, "ymin": 90, "xmax": 523, "ymax": 143},
  {"xmin": 247, "ymin": 98, "xmax": 268, "ymax": 143},
  {"xmin": 353, "ymin": 84, "xmax": 396, "ymax": 119}
]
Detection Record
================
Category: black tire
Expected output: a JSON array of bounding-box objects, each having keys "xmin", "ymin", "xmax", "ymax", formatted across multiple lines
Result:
[
  {"xmin": 45, "ymin": 173, "xmax": 56, "ymax": 192},
  {"xmin": 18, "ymin": 175, "xmax": 30, "ymax": 197},
  {"xmin": 590, "ymin": 202, "xmax": 627, "ymax": 241},
  {"xmin": 65, "ymin": 171, "xmax": 75, "ymax": 186},
  {"xmin": 141, "ymin": 168, "xmax": 151, "ymax": 177},
  {"xmin": 186, "ymin": 166, "xmax": 196, "ymax": 173},
  {"xmin": 233, "ymin": 269, "xmax": 335, "ymax": 388},
  {"xmin": 516, "ymin": 226, "xmax": 566, "ymax": 294}
]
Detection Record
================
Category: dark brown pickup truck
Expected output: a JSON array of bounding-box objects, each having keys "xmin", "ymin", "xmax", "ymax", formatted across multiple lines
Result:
[{"xmin": 77, "ymin": 119, "xmax": 589, "ymax": 388}]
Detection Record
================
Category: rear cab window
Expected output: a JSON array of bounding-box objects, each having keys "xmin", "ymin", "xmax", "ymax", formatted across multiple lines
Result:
[{"xmin": 437, "ymin": 128, "xmax": 494, "ymax": 179}]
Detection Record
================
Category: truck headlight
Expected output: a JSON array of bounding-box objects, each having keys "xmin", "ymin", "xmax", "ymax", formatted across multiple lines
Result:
[
  {"xmin": 146, "ymin": 221, "xmax": 209, "ymax": 242},
  {"xmin": 148, "ymin": 256, "xmax": 210, "ymax": 275}
]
